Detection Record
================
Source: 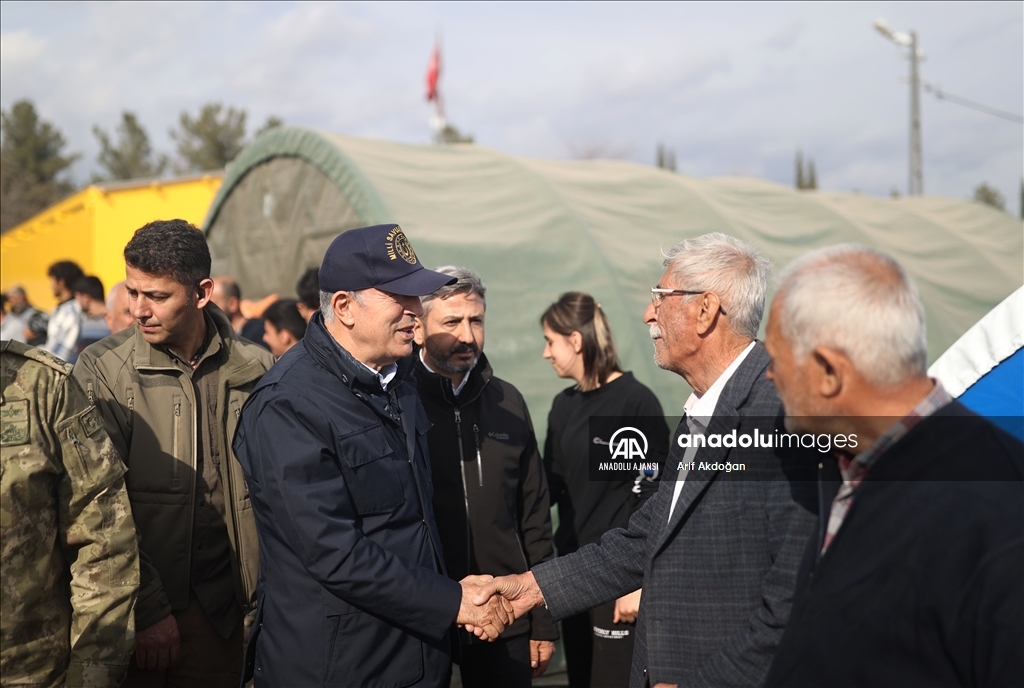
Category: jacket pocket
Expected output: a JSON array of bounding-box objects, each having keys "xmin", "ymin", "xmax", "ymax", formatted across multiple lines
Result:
[
  {"xmin": 338, "ymin": 425, "xmax": 405, "ymax": 515},
  {"xmin": 324, "ymin": 602, "xmax": 423, "ymax": 688}
]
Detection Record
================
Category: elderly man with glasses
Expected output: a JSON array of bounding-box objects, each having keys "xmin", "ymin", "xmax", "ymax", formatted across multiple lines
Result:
[{"xmin": 471, "ymin": 232, "xmax": 817, "ymax": 688}]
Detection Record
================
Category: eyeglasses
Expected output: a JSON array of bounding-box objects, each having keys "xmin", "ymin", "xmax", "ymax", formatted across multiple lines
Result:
[{"xmin": 650, "ymin": 287, "xmax": 728, "ymax": 315}]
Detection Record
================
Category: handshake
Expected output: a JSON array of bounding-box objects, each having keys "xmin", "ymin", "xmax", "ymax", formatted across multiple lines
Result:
[{"xmin": 455, "ymin": 572, "xmax": 546, "ymax": 640}]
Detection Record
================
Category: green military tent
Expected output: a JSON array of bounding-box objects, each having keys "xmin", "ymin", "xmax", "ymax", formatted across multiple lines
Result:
[{"xmin": 202, "ymin": 126, "xmax": 1023, "ymax": 435}]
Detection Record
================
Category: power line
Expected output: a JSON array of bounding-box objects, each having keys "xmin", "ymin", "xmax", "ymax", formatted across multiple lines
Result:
[{"xmin": 922, "ymin": 82, "xmax": 1024, "ymax": 124}]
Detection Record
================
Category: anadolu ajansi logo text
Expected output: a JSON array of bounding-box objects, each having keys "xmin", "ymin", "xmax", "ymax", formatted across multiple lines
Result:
[{"xmin": 598, "ymin": 427, "xmax": 660, "ymax": 474}]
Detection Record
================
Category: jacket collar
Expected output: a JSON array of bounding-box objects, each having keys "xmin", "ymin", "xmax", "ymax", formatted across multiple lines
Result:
[
  {"xmin": 133, "ymin": 304, "xmax": 265, "ymax": 386},
  {"xmin": 413, "ymin": 350, "xmax": 493, "ymax": 406},
  {"xmin": 654, "ymin": 341, "xmax": 772, "ymax": 555},
  {"xmin": 303, "ymin": 312, "xmax": 414, "ymax": 394}
]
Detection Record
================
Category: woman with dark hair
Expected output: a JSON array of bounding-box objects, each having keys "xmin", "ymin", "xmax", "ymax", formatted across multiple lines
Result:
[{"xmin": 540, "ymin": 292, "xmax": 669, "ymax": 688}]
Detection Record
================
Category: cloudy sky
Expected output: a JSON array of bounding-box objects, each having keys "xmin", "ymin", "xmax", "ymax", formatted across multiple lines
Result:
[{"xmin": 2, "ymin": 1, "xmax": 1021, "ymax": 208}]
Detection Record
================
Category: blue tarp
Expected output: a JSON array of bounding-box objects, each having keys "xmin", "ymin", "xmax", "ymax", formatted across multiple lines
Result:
[{"xmin": 958, "ymin": 347, "xmax": 1024, "ymax": 440}]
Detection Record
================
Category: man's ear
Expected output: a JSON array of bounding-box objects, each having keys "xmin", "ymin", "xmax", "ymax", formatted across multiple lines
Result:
[
  {"xmin": 413, "ymin": 316, "xmax": 425, "ymax": 346},
  {"xmin": 333, "ymin": 291, "xmax": 356, "ymax": 327},
  {"xmin": 569, "ymin": 331, "xmax": 583, "ymax": 354},
  {"xmin": 811, "ymin": 346, "xmax": 846, "ymax": 399},
  {"xmin": 196, "ymin": 278, "xmax": 214, "ymax": 309},
  {"xmin": 695, "ymin": 292, "xmax": 723, "ymax": 336}
]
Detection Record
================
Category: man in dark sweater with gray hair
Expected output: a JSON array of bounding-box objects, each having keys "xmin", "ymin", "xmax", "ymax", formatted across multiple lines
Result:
[{"xmin": 763, "ymin": 244, "xmax": 1023, "ymax": 687}]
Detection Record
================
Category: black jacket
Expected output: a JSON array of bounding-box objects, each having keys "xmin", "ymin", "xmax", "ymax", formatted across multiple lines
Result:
[
  {"xmin": 234, "ymin": 315, "xmax": 462, "ymax": 687},
  {"xmin": 766, "ymin": 402, "xmax": 1024, "ymax": 688},
  {"xmin": 413, "ymin": 352, "xmax": 558, "ymax": 642},
  {"xmin": 544, "ymin": 372, "xmax": 669, "ymax": 554}
]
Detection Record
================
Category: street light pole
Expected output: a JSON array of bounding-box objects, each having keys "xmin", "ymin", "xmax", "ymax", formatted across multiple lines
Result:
[
  {"xmin": 875, "ymin": 19, "xmax": 925, "ymax": 196},
  {"xmin": 909, "ymin": 31, "xmax": 923, "ymax": 195}
]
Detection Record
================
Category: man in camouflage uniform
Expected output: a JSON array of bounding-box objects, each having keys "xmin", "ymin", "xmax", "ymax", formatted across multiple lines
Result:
[{"xmin": 1, "ymin": 339, "xmax": 140, "ymax": 687}]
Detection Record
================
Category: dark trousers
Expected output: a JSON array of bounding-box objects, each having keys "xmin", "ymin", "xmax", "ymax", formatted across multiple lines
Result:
[
  {"xmin": 458, "ymin": 633, "xmax": 532, "ymax": 688},
  {"xmin": 562, "ymin": 600, "xmax": 635, "ymax": 688},
  {"xmin": 122, "ymin": 595, "xmax": 243, "ymax": 688},
  {"xmin": 589, "ymin": 600, "xmax": 634, "ymax": 688},
  {"xmin": 562, "ymin": 611, "xmax": 592, "ymax": 688}
]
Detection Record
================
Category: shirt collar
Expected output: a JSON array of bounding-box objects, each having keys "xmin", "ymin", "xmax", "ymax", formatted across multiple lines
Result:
[
  {"xmin": 162, "ymin": 310, "xmax": 223, "ymax": 371},
  {"xmin": 419, "ymin": 349, "xmax": 471, "ymax": 395},
  {"xmin": 359, "ymin": 360, "xmax": 399, "ymax": 391},
  {"xmin": 684, "ymin": 340, "xmax": 757, "ymax": 430},
  {"xmin": 852, "ymin": 379, "xmax": 953, "ymax": 469}
]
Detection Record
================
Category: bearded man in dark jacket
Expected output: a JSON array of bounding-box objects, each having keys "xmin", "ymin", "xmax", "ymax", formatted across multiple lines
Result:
[{"xmin": 413, "ymin": 266, "xmax": 558, "ymax": 688}]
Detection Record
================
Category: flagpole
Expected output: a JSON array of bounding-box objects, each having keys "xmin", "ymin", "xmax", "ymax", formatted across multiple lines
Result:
[{"xmin": 427, "ymin": 31, "xmax": 446, "ymax": 137}]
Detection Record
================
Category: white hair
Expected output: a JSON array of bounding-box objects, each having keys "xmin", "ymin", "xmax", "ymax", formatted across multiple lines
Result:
[
  {"xmin": 420, "ymin": 265, "xmax": 486, "ymax": 314},
  {"xmin": 662, "ymin": 232, "xmax": 772, "ymax": 339},
  {"xmin": 776, "ymin": 244, "xmax": 927, "ymax": 387},
  {"xmin": 319, "ymin": 289, "xmax": 365, "ymax": 323}
]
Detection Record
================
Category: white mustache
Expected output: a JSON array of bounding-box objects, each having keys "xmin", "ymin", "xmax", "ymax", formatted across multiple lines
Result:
[{"xmin": 649, "ymin": 324, "xmax": 662, "ymax": 340}]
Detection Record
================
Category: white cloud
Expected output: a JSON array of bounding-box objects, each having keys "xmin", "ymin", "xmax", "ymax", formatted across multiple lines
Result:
[
  {"xmin": 0, "ymin": 29, "xmax": 46, "ymax": 67},
  {"xmin": 0, "ymin": 1, "xmax": 1019, "ymax": 209}
]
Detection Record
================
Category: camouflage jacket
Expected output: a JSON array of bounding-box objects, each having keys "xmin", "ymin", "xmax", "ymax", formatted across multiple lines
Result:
[{"xmin": 1, "ymin": 340, "xmax": 139, "ymax": 688}]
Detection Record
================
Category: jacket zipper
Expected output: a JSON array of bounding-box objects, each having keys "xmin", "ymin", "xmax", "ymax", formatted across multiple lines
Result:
[
  {"xmin": 227, "ymin": 399, "xmax": 252, "ymax": 610},
  {"xmin": 184, "ymin": 382, "xmax": 198, "ymax": 595},
  {"xmin": 454, "ymin": 407, "xmax": 472, "ymax": 570},
  {"xmin": 172, "ymin": 402, "xmax": 181, "ymax": 482},
  {"xmin": 472, "ymin": 423, "xmax": 483, "ymax": 487},
  {"xmin": 67, "ymin": 428, "xmax": 90, "ymax": 479},
  {"xmin": 512, "ymin": 529, "xmax": 531, "ymax": 572}
]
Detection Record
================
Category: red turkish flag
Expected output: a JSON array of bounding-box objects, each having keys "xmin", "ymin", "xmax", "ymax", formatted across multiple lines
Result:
[{"xmin": 425, "ymin": 45, "xmax": 440, "ymax": 101}]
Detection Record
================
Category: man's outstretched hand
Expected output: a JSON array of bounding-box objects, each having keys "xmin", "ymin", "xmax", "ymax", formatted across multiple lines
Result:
[
  {"xmin": 457, "ymin": 575, "xmax": 515, "ymax": 641},
  {"xmin": 463, "ymin": 571, "xmax": 546, "ymax": 640}
]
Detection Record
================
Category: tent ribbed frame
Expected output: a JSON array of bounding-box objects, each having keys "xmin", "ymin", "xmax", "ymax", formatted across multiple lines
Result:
[{"xmin": 201, "ymin": 126, "xmax": 389, "ymax": 235}]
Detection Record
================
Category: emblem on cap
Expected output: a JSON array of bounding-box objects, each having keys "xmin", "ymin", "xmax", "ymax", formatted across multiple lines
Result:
[{"xmin": 386, "ymin": 226, "xmax": 418, "ymax": 265}]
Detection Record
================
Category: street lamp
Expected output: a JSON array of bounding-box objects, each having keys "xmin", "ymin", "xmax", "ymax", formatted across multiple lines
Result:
[{"xmin": 875, "ymin": 18, "xmax": 925, "ymax": 196}]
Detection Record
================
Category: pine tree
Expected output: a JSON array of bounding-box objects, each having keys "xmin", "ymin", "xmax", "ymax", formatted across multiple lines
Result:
[
  {"xmin": 656, "ymin": 143, "xmax": 677, "ymax": 171},
  {"xmin": 972, "ymin": 183, "xmax": 1005, "ymax": 211},
  {"xmin": 0, "ymin": 100, "xmax": 79, "ymax": 231},
  {"xmin": 170, "ymin": 103, "xmax": 248, "ymax": 172},
  {"xmin": 434, "ymin": 124, "xmax": 474, "ymax": 145},
  {"xmin": 795, "ymin": 149, "xmax": 817, "ymax": 190},
  {"xmin": 93, "ymin": 111, "xmax": 168, "ymax": 181},
  {"xmin": 254, "ymin": 116, "xmax": 284, "ymax": 139}
]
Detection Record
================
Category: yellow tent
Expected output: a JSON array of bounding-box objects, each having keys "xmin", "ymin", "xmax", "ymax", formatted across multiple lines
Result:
[{"xmin": 1, "ymin": 173, "xmax": 222, "ymax": 311}]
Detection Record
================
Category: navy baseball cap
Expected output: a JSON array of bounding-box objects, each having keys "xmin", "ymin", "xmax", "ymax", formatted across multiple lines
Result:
[{"xmin": 318, "ymin": 224, "xmax": 456, "ymax": 297}]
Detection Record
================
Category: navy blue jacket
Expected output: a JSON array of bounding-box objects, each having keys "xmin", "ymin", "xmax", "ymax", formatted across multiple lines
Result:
[{"xmin": 234, "ymin": 315, "xmax": 462, "ymax": 687}]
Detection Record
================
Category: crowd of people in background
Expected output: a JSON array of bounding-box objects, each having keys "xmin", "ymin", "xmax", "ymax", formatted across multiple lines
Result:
[
  {"xmin": 1, "ymin": 220, "xmax": 1021, "ymax": 688},
  {"xmin": 1, "ymin": 262, "xmax": 312, "ymax": 365}
]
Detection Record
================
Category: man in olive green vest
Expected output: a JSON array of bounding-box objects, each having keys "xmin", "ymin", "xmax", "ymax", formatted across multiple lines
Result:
[{"xmin": 74, "ymin": 219, "xmax": 274, "ymax": 687}]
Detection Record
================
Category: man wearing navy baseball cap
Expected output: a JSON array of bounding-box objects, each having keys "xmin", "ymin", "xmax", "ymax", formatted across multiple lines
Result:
[{"xmin": 234, "ymin": 224, "xmax": 516, "ymax": 686}]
